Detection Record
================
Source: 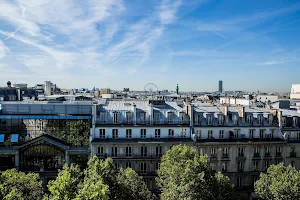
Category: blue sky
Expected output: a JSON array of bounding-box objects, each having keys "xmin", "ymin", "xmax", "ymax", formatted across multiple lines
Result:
[{"xmin": 0, "ymin": 0, "xmax": 300, "ymax": 92}]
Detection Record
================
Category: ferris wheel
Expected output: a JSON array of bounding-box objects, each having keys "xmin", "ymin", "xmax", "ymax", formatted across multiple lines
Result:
[{"xmin": 144, "ymin": 83, "xmax": 159, "ymax": 94}]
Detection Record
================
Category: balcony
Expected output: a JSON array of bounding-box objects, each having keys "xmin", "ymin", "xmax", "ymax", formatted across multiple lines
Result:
[
  {"xmin": 236, "ymin": 154, "xmax": 246, "ymax": 161},
  {"xmin": 98, "ymin": 154, "xmax": 161, "ymax": 160},
  {"xmin": 252, "ymin": 153, "xmax": 261, "ymax": 160},
  {"xmin": 221, "ymin": 154, "xmax": 230, "ymax": 161},
  {"xmin": 275, "ymin": 152, "xmax": 282, "ymax": 158},
  {"xmin": 96, "ymin": 120, "xmax": 190, "ymax": 126},
  {"xmin": 290, "ymin": 152, "xmax": 297, "ymax": 157},
  {"xmin": 210, "ymin": 154, "xmax": 218, "ymax": 161}
]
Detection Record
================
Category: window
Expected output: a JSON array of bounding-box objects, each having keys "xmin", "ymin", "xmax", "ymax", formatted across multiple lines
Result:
[
  {"xmin": 234, "ymin": 129, "xmax": 239, "ymax": 139},
  {"xmin": 155, "ymin": 129, "xmax": 161, "ymax": 138},
  {"xmin": 249, "ymin": 129, "xmax": 255, "ymax": 138},
  {"xmin": 258, "ymin": 115, "xmax": 263, "ymax": 125},
  {"xmin": 155, "ymin": 162, "xmax": 160, "ymax": 171},
  {"xmin": 200, "ymin": 148, "xmax": 205, "ymax": 156},
  {"xmin": 195, "ymin": 115, "xmax": 200, "ymax": 125},
  {"xmin": 114, "ymin": 162, "xmax": 118, "ymax": 169},
  {"xmin": 196, "ymin": 130, "xmax": 201, "ymax": 138},
  {"xmin": 223, "ymin": 147, "xmax": 229, "ymax": 157},
  {"xmin": 140, "ymin": 112, "xmax": 146, "ymax": 123},
  {"xmin": 238, "ymin": 147, "xmax": 244, "ymax": 157},
  {"xmin": 97, "ymin": 146, "xmax": 104, "ymax": 157},
  {"xmin": 253, "ymin": 161, "xmax": 259, "ymax": 171},
  {"xmin": 140, "ymin": 162, "xmax": 147, "ymax": 174},
  {"xmin": 207, "ymin": 115, "xmax": 213, "ymax": 125},
  {"xmin": 180, "ymin": 129, "xmax": 186, "ymax": 137},
  {"xmin": 297, "ymin": 132, "xmax": 300, "ymax": 140},
  {"xmin": 180, "ymin": 113, "xmax": 185, "ymax": 124},
  {"xmin": 208, "ymin": 130, "xmax": 213, "ymax": 139},
  {"xmin": 168, "ymin": 129, "xmax": 174, "ymax": 137},
  {"xmin": 126, "ymin": 112, "xmax": 133, "ymax": 123},
  {"xmin": 100, "ymin": 112, "xmax": 106, "ymax": 123},
  {"xmin": 291, "ymin": 161, "xmax": 295, "ymax": 167},
  {"xmin": 276, "ymin": 147, "xmax": 281, "ymax": 156},
  {"xmin": 268, "ymin": 115, "xmax": 273, "ymax": 124},
  {"xmin": 112, "ymin": 147, "xmax": 118, "ymax": 157},
  {"xmin": 282, "ymin": 117, "xmax": 286, "ymax": 125},
  {"xmin": 222, "ymin": 162, "xmax": 228, "ymax": 172},
  {"xmin": 237, "ymin": 177, "xmax": 242, "ymax": 187},
  {"xmin": 112, "ymin": 129, "xmax": 118, "ymax": 139},
  {"xmin": 253, "ymin": 176, "xmax": 259, "ymax": 186},
  {"xmin": 270, "ymin": 129, "xmax": 275, "ymax": 138},
  {"xmin": 113, "ymin": 112, "xmax": 118, "ymax": 124},
  {"xmin": 156, "ymin": 146, "xmax": 162, "ymax": 157},
  {"xmin": 126, "ymin": 129, "xmax": 132, "ymax": 138},
  {"xmin": 238, "ymin": 162, "xmax": 244, "ymax": 171},
  {"xmin": 167, "ymin": 112, "xmax": 173, "ymax": 124},
  {"xmin": 294, "ymin": 117, "xmax": 298, "ymax": 126},
  {"xmin": 140, "ymin": 129, "xmax": 146, "ymax": 138},
  {"xmin": 219, "ymin": 130, "xmax": 224, "ymax": 139},
  {"xmin": 275, "ymin": 160, "xmax": 281, "ymax": 165},
  {"xmin": 254, "ymin": 147, "xmax": 260, "ymax": 157},
  {"xmin": 125, "ymin": 162, "xmax": 132, "ymax": 168},
  {"xmin": 211, "ymin": 148, "xmax": 216, "ymax": 156},
  {"xmin": 218, "ymin": 115, "xmax": 224, "ymax": 125},
  {"xmin": 99, "ymin": 129, "xmax": 106, "ymax": 138},
  {"xmin": 264, "ymin": 161, "xmax": 269, "ymax": 170},
  {"xmin": 126, "ymin": 146, "xmax": 132, "ymax": 157},
  {"xmin": 247, "ymin": 114, "xmax": 253, "ymax": 125},
  {"xmin": 260, "ymin": 129, "xmax": 265, "ymax": 139},
  {"xmin": 233, "ymin": 115, "xmax": 238, "ymax": 125},
  {"xmin": 154, "ymin": 113, "xmax": 160, "ymax": 124},
  {"xmin": 265, "ymin": 147, "xmax": 270, "ymax": 156},
  {"xmin": 141, "ymin": 146, "xmax": 147, "ymax": 157}
]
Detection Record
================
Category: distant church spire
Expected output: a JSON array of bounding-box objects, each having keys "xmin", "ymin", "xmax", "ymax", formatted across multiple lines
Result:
[{"xmin": 176, "ymin": 84, "xmax": 179, "ymax": 94}]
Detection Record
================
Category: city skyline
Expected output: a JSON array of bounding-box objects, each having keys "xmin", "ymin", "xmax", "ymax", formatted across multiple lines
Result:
[{"xmin": 1, "ymin": 0, "xmax": 300, "ymax": 92}]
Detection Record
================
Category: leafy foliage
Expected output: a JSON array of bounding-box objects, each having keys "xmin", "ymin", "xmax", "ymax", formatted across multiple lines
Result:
[
  {"xmin": 255, "ymin": 163, "xmax": 300, "ymax": 200},
  {"xmin": 0, "ymin": 169, "xmax": 44, "ymax": 200},
  {"xmin": 117, "ymin": 167, "xmax": 154, "ymax": 200},
  {"xmin": 46, "ymin": 164, "xmax": 83, "ymax": 200},
  {"xmin": 156, "ymin": 144, "xmax": 234, "ymax": 200}
]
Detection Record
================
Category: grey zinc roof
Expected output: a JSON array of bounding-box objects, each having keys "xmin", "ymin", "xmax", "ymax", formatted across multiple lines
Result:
[
  {"xmin": 280, "ymin": 109, "xmax": 300, "ymax": 117},
  {"xmin": 102, "ymin": 100, "xmax": 149, "ymax": 111}
]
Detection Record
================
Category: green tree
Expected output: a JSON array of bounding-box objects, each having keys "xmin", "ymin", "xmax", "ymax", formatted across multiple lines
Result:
[
  {"xmin": 46, "ymin": 164, "xmax": 83, "ymax": 200},
  {"xmin": 76, "ymin": 175, "xmax": 109, "ymax": 200},
  {"xmin": 117, "ymin": 167, "xmax": 153, "ymax": 200},
  {"xmin": 156, "ymin": 145, "xmax": 234, "ymax": 200},
  {"xmin": 0, "ymin": 169, "xmax": 44, "ymax": 200},
  {"xmin": 254, "ymin": 163, "xmax": 300, "ymax": 200},
  {"xmin": 84, "ymin": 156, "xmax": 124, "ymax": 200}
]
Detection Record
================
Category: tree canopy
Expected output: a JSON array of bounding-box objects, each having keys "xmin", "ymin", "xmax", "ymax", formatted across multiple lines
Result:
[
  {"xmin": 117, "ymin": 167, "xmax": 154, "ymax": 200},
  {"xmin": 255, "ymin": 163, "xmax": 300, "ymax": 200},
  {"xmin": 156, "ymin": 144, "xmax": 234, "ymax": 200},
  {"xmin": 0, "ymin": 169, "xmax": 44, "ymax": 200},
  {"xmin": 46, "ymin": 164, "xmax": 83, "ymax": 200}
]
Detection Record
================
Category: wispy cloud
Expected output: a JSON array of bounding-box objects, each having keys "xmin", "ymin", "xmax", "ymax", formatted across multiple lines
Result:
[{"xmin": 259, "ymin": 60, "xmax": 284, "ymax": 65}]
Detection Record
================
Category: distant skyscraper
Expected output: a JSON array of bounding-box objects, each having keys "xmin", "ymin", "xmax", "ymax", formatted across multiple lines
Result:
[
  {"xmin": 176, "ymin": 84, "xmax": 179, "ymax": 94},
  {"xmin": 219, "ymin": 80, "xmax": 223, "ymax": 93}
]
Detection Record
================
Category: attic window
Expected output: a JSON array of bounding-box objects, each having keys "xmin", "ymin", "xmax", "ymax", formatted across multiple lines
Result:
[{"xmin": 124, "ymin": 103, "xmax": 131, "ymax": 106}]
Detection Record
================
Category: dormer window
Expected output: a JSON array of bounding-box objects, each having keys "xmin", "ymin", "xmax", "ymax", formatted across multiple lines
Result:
[
  {"xmin": 282, "ymin": 117, "xmax": 286, "ymax": 126},
  {"xmin": 154, "ymin": 113, "xmax": 160, "ymax": 124},
  {"xmin": 100, "ymin": 112, "xmax": 106, "ymax": 123},
  {"xmin": 180, "ymin": 129, "xmax": 186, "ymax": 137},
  {"xmin": 258, "ymin": 115, "xmax": 263, "ymax": 125},
  {"xmin": 113, "ymin": 112, "xmax": 118, "ymax": 124},
  {"xmin": 218, "ymin": 115, "xmax": 224, "ymax": 125},
  {"xmin": 247, "ymin": 114, "xmax": 253, "ymax": 125},
  {"xmin": 167, "ymin": 112, "xmax": 173, "ymax": 124},
  {"xmin": 179, "ymin": 112, "xmax": 185, "ymax": 124},
  {"xmin": 194, "ymin": 115, "xmax": 201, "ymax": 125},
  {"xmin": 140, "ymin": 112, "xmax": 146, "ymax": 123},
  {"xmin": 233, "ymin": 115, "xmax": 238, "ymax": 125},
  {"xmin": 126, "ymin": 112, "xmax": 133, "ymax": 123},
  {"xmin": 207, "ymin": 115, "xmax": 213, "ymax": 125},
  {"xmin": 268, "ymin": 114, "xmax": 273, "ymax": 125}
]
